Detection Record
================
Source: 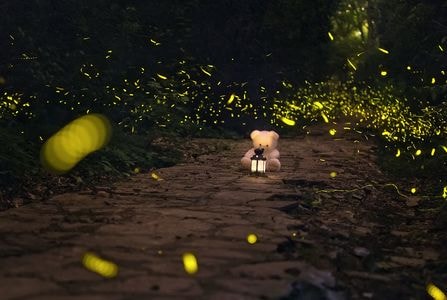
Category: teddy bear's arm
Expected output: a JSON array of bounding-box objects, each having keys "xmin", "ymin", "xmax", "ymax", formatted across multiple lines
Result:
[
  {"xmin": 268, "ymin": 149, "xmax": 280, "ymax": 159},
  {"xmin": 244, "ymin": 148, "xmax": 255, "ymax": 158}
]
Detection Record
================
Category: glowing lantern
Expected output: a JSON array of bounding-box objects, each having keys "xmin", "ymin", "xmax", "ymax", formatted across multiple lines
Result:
[{"xmin": 251, "ymin": 148, "xmax": 266, "ymax": 174}]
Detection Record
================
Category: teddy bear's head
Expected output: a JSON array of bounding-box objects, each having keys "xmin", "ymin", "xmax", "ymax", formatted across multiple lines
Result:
[{"xmin": 250, "ymin": 130, "xmax": 279, "ymax": 153}]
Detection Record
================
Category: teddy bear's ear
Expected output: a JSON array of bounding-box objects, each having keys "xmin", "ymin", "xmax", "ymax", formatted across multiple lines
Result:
[
  {"xmin": 270, "ymin": 131, "xmax": 279, "ymax": 140},
  {"xmin": 250, "ymin": 130, "xmax": 261, "ymax": 139}
]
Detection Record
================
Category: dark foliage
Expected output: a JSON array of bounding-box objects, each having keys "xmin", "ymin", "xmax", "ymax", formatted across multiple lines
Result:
[{"xmin": 0, "ymin": 0, "xmax": 446, "ymax": 206}]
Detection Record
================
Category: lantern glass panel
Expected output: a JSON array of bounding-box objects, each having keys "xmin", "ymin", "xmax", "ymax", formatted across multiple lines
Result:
[
  {"xmin": 251, "ymin": 159, "xmax": 258, "ymax": 172},
  {"xmin": 259, "ymin": 159, "xmax": 266, "ymax": 173}
]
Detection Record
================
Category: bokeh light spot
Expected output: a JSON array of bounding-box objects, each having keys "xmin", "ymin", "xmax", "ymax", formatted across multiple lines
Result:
[
  {"xmin": 426, "ymin": 283, "xmax": 446, "ymax": 300},
  {"xmin": 182, "ymin": 252, "xmax": 198, "ymax": 275},
  {"xmin": 40, "ymin": 114, "xmax": 112, "ymax": 174},
  {"xmin": 82, "ymin": 252, "xmax": 118, "ymax": 278},
  {"xmin": 247, "ymin": 233, "xmax": 258, "ymax": 244},
  {"xmin": 151, "ymin": 172, "xmax": 163, "ymax": 181}
]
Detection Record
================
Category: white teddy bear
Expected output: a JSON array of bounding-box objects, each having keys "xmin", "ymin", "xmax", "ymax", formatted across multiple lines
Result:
[{"xmin": 241, "ymin": 130, "xmax": 281, "ymax": 171}]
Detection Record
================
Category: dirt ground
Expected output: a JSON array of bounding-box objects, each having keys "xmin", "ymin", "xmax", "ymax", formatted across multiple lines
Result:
[{"xmin": 0, "ymin": 124, "xmax": 445, "ymax": 299}]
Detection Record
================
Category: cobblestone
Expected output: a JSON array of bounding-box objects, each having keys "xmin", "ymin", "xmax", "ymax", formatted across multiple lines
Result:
[{"xmin": 0, "ymin": 125, "xmax": 382, "ymax": 299}]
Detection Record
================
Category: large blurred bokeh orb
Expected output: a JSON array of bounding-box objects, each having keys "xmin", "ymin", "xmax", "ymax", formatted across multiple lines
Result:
[{"xmin": 40, "ymin": 114, "xmax": 112, "ymax": 174}]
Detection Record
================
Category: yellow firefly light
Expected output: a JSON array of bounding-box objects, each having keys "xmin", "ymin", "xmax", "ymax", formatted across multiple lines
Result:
[
  {"xmin": 321, "ymin": 112, "xmax": 329, "ymax": 123},
  {"xmin": 328, "ymin": 32, "xmax": 334, "ymax": 41},
  {"xmin": 395, "ymin": 149, "xmax": 401, "ymax": 157},
  {"xmin": 330, "ymin": 171, "xmax": 337, "ymax": 178},
  {"xmin": 329, "ymin": 129, "xmax": 336, "ymax": 136},
  {"xmin": 431, "ymin": 148, "xmax": 436, "ymax": 156},
  {"xmin": 40, "ymin": 114, "xmax": 111, "ymax": 174},
  {"xmin": 378, "ymin": 47, "xmax": 389, "ymax": 54},
  {"xmin": 150, "ymin": 39, "xmax": 161, "ymax": 46},
  {"xmin": 347, "ymin": 59, "xmax": 357, "ymax": 71},
  {"xmin": 227, "ymin": 94, "xmax": 236, "ymax": 105},
  {"xmin": 380, "ymin": 70, "xmax": 388, "ymax": 76},
  {"xmin": 426, "ymin": 283, "xmax": 446, "ymax": 300},
  {"xmin": 151, "ymin": 172, "xmax": 163, "ymax": 181},
  {"xmin": 313, "ymin": 101, "xmax": 323, "ymax": 109},
  {"xmin": 182, "ymin": 252, "xmax": 198, "ymax": 275},
  {"xmin": 82, "ymin": 252, "xmax": 118, "ymax": 278},
  {"xmin": 432, "ymin": 78, "xmax": 436, "ymax": 84},
  {"xmin": 443, "ymin": 186, "xmax": 447, "ymax": 199},
  {"xmin": 281, "ymin": 117, "xmax": 295, "ymax": 126},
  {"xmin": 411, "ymin": 187, "xmax": 417, "ymax": 194},
  {"xmin": 247, "ymin": 233, "xmax": 258, "ymax": 244},
  {"xmin": 200, "ymin": 66, "xmax": 212, "ymax": 76},
  {"xmin": 415, "ymin": 149, "xmax": 422, "ymax": 156},
  {"xmin": 157, "ymin": 74, "xmax": 167, "ymax": 80}
]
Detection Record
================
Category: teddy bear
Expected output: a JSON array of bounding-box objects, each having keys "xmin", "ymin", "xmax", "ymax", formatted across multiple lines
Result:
[{"xmin": 241, "ymin": 130, "xmax": 281, "ymax": 171}]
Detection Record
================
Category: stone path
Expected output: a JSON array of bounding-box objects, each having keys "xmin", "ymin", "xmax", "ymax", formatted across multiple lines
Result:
[{"xmin": 0, "ymin": 125, "xmax": 443, "ymax": 299}]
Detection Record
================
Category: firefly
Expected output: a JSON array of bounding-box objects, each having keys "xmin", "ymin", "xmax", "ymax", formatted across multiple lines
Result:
[
  {"xmin": 227, "ymin": 94, "xmax": 236, "ymax": 105},
  {"xmin": 426, "ymin": 283, "xmax": 446, "ymax": 300},
  {"xmin": 347, "ymin": 59, "xmax": 357, "ymax": 71},
  {"xmin": 321, "ymin": 112, "xmax": 329, "ymax": 123},
  {"xmin": 247, "ymin": 233, "xmax": 258, "ymax": 244},
  {"xmin": 281, "ymin": 117, "xmax": 295, "ymax": 126},
  {"xmin": 182, "ymin": 253, "xmax": 198, "ymax": 275}
]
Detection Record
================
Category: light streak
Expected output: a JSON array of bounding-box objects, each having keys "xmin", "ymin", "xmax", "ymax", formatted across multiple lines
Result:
[
  {"xmin": 227, "ymin": 94, "xmax": 236, "ymax": 105},
  {"xmin": 347, "ymin": 59, "xmax": 357, "ymax": 71},
  {"xmin": 200, "ymin": 66, "xmax": 211, "ymax": 76},
  {"xmin": 281, "ymin": 117, "xmax": 295, "ymax": 126},
  {"xmin": 321, "ymin": 112, "xmax": 329, "ymax": 123}
]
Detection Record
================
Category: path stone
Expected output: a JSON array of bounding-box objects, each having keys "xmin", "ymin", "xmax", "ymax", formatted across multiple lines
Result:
[{"xmin": 0, "ymin": 124, "xmax": 443, "ymax": 299}]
